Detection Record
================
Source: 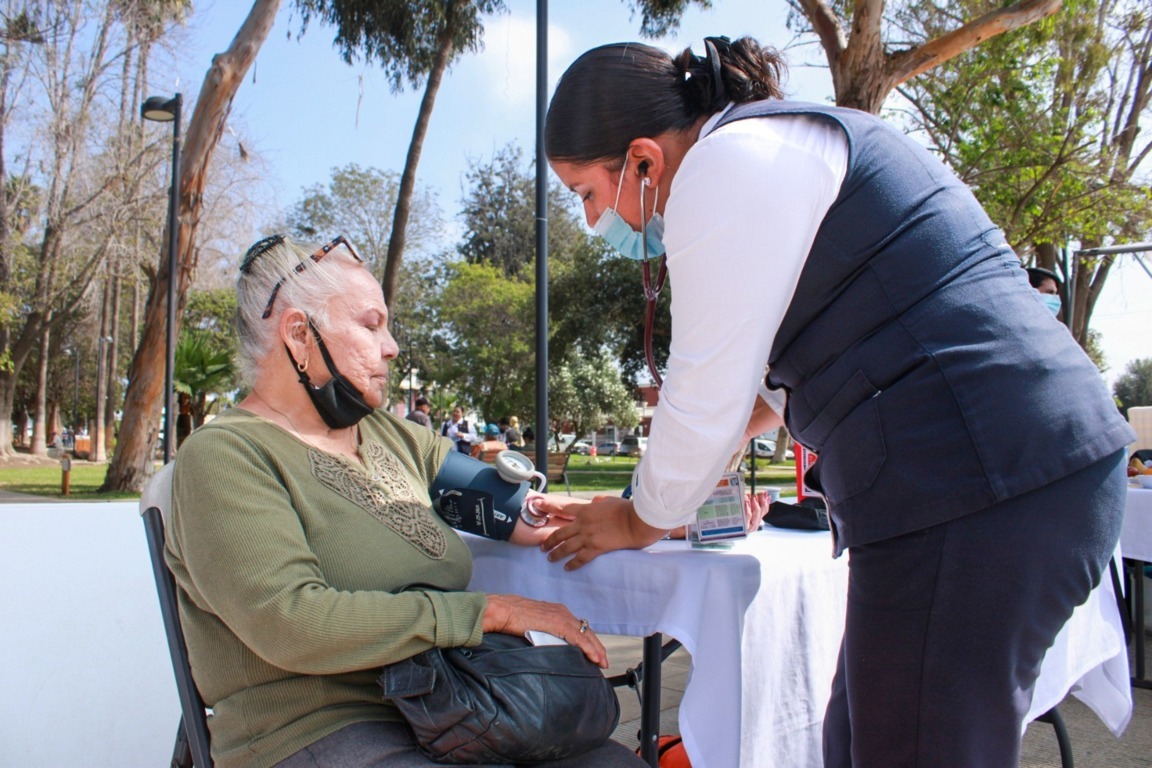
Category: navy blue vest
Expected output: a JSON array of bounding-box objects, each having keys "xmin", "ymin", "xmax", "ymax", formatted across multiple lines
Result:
[{"xmin": 712, "ymin": 102, "xmax": 1134, "ymax": 553}]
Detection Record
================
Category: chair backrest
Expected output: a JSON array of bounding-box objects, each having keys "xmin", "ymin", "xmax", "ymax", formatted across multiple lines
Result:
[
  {"xmin": 478, "ymin": 448, "xmax": 503, "ymax": 464},
  {"xmin": 140, "ymin": 462, "xmax": 214, "ymax": 768}
]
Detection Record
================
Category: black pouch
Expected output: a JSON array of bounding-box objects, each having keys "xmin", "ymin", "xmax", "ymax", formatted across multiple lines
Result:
[
  {"xmin": 379, "ymin": 633, "xmax": 620, "ymax": 764},
  {"xmin": 764, "ymin": 497, "xmax": 830, "ymax": 531}
]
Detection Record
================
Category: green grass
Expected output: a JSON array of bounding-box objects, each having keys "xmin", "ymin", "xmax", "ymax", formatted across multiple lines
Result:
[
  {"xmin": 0, "ymin": 454, "xmax": 798, "ymax": 500},
  {"xmin": 564, "ymin": 454, "xmax": 797, "ymax": 492},
  {"xmin": 0, "ymin": 464, "xmax": 140, "ymax": 500}
]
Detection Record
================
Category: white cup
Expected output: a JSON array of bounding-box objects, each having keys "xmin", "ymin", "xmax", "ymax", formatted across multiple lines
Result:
[{"xmin": 762, "ymin": 486, "xmax": 783, "ymax": 504}]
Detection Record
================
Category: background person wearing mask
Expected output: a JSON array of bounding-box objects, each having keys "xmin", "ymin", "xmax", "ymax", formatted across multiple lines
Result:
[
  {"xmin": 1026, "ymin": 265, "xmax": 1064, "ymax": 316},
  {"xmin": 535, "ymin": 36, "xmax": 1134, "ymax": 767}
]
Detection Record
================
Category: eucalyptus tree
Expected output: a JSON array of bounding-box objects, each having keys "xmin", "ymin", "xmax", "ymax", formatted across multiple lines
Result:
[
  {"xmin": 896, "ymin": 0, "xmax": 1152, "ymax": 347},
  {"xmin": 626, "ymin": 0, "xmax": 1064, "ymax": 114},
  {"xmin": 103, "ymin": 0, "xmax": 281, "ymax": 491},
  {"xmin": 293, "ymin": 0, "xmax": 506, "ymax": 308}
]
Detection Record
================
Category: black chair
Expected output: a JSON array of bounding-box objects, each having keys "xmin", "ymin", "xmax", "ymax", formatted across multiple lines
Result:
[
  {"xmin": 606, "ymin": 635, "xmax": 682, "ymax": 767},
  {"xmin": 141, "ymin": 462, "xmax": 213, "ymax": 768},
  {"xmin": 1035, "ymin": 707, "xmax": 1074, "ymax": 768}
]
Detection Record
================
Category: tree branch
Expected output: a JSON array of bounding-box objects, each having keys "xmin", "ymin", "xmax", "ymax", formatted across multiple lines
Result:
[
  {"xmin": 793, "ymin": 0, "xmax": 846, "ymax": 78},
  {"xmin": 889, "ymin": 0, "xmax": 1062, "ymax": 86}
]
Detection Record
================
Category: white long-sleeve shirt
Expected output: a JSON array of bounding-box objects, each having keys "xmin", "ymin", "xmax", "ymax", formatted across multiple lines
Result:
[{"xmin": 631, "ymin": 108, "xmax": 849, "ymax": 530}]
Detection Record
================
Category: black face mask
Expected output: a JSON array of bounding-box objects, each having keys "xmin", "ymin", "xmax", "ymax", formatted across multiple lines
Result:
[{"xmin": 285, "ymin": 320, "xmax": 374, "ymax": 429}]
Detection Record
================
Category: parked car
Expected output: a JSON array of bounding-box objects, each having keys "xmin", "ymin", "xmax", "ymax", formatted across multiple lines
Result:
[
  {"xmin": 744, "ymin": 438, "xmax": 794, "ymax": 461},
  {"xmin": 569, "ymin": 439, "xmax": 593, "ymax": 455},
  {"xmin": 619, "ymin": 436, "xmax": 648, "ymax": 458},
  {"xmin": 595, "ymin": 440, "xmax": 621, "ymax": 457}
]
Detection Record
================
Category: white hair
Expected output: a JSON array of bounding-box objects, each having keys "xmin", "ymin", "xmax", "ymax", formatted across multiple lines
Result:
[{"xmin": 235, "ymin": 235, "xmax": 365, "ymax": 388}]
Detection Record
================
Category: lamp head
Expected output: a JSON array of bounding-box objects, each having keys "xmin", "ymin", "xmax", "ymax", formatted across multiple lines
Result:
[{"xmin": 141, "ymin": 95, "xmax": 178, "ymax": 122}]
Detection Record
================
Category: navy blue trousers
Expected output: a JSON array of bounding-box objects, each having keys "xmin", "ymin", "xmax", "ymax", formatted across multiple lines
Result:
[{"xmin": 823, "ymin": 450, "xmax": 1126, "ymax": 767}]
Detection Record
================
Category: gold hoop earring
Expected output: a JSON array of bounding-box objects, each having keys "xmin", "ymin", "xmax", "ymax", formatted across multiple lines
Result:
[{"xmin": 297, "ymin": 355, "xmax": 309, "ymax": 373}]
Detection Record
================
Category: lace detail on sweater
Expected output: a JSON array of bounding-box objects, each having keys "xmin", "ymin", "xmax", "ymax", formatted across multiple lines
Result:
[{"xmin": 309, "ymin": 444, "xmax": 447, "ymax": 559}]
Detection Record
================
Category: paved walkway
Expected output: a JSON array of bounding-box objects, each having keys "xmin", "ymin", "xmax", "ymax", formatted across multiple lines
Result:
[{"xmin": 0, "ymin": 488, "xmax": 59, "ymax": 503}]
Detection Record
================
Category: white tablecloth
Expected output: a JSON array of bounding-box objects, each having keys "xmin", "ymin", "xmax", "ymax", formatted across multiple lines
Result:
[
  {"xmin": 464, "ymin": 527, "xmax": 1131, "ymax": 767},
  {"xmin": 466, "ymin": 528, "xmax": 846, "ymax": 768},
  {"xmin": 1122, "ymin": 486, "xmax": 1152, "ymax": 561}
]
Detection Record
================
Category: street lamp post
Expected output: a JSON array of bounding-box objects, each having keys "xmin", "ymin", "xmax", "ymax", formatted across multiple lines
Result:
[{"xmin": 141, "ymin": 93, "xmax": 182, "ymax": 463}]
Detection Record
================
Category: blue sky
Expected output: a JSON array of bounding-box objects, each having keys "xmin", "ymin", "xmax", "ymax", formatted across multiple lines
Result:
[
  {"xmin": 171, "ymin": 0, "xmax": 831, "ymax": 222},
  {"xmin": 167, "ymin": 0, "xmax": 1149, "ymax": 386}
]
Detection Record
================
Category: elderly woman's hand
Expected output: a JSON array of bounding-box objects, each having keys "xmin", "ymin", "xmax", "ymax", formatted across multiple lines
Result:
[{"xmin": 483, "ymin": 594, "xmax": 608, "ymax": 667}]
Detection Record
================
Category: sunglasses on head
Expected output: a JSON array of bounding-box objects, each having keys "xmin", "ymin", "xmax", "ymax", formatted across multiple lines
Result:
[{"xmin": 241, "ymin": 235, "xmax": 363, "ymax": 319}]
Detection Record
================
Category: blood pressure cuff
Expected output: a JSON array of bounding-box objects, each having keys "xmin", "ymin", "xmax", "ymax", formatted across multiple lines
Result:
[{"xmin": 430, "ymin": 450, "xmax": 528, "ymax": 541}]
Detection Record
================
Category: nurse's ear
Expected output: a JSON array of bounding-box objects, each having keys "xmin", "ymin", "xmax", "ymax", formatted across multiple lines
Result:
[{"xmin": 627, "ymin": 139, "xmax": 664, "ymax": 187}]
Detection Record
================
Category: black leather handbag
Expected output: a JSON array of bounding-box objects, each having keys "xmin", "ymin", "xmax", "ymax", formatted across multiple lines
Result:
[
  {"xmin": 764, "ymin": 497, "xmax": 831, "ymax": 531},
  {"xmin": 379, "ymin": 632, "xmax": 620, "ymax": 764}
]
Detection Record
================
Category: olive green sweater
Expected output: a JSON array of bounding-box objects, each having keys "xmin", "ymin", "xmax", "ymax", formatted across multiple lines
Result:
[{"xmin": 166, "ymin": 408, "xmax": 487, "ymax": 768}]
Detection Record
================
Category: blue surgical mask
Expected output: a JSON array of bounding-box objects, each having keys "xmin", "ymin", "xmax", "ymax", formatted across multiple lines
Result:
[
  {"xmin": 1039, "ymin": 293, "xmax": 1062, "ymax": 316},
  {"xmin": 593, "ymin": 160, "xmax": 665, "ymax": 261}
]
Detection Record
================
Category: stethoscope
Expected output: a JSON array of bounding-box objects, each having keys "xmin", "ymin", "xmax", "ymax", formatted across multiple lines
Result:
[{"xmin": 639, "ymin": 174, "xmax": 667, "ymax": 388}]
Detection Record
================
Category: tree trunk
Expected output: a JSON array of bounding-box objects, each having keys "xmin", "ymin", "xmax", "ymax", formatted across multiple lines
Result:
[
  {"xmin": 105, "ymin": 268, "xmax": 121, "ymax": 456},
  {"xmin": 381, "ymin": 0, "xmax": 464, "ymax": 307},
  {"xmin": 772, "ymin": 426, "xmax": 791, "ymax": 464},
  {"xmin": 93, "ymin": 276, "xmax": 110, "ymax": 461},
  {"xmin": 801, "ymin": 0, "xmax": 1063, "ymax": 115},
  {"xmin": 32, "ymin": 323, "xmax": 51, "ymax": 456},
  {"xmin": 101, "ymin": 0, "xmax": 282, "ymax": 491},
  {"xmin": 1033, "ymin": 241, "xmax": 1058, "ymax": 273}
]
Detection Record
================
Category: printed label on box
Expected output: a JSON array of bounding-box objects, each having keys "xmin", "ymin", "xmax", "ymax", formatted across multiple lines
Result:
[{"xmin": 688, "ymin": 472, "xmax": 747, "ymax": 544}]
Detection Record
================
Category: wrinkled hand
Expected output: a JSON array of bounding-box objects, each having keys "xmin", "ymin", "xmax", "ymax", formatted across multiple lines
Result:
[
  {"xmin": 538, "ymin": 496, "xmax": 666, "ymax": 571},
  {"xmin": 744, "ymin": 491, "xmax": 771, "ymax": 532},
  {"xmin": 483, "ymin": 594, "xmax": 608, "ymax": 667}
]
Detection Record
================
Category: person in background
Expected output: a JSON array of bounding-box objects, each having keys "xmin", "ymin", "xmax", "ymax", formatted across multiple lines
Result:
[
  {"xmin": 167, "ymin": 234, "xmax": 640, "ymax": 768},
  {"xmin": 440, "ymin": 405, "xmax": 474, "ymax": 453},
  {"xmin": 536, "ymin": 36, "xmax": 1133, "ymax": 767},
  {"xmin": 404, "ymin": 396, "xmax": 433, "ymax": 429},
  {"xmin": 1026, "ymin": 266, "xmax": 1063, "ymax": 316},
  {"xmin": 471, "ymin": 423, "xmax": 508, "ymax": 458},
  {"xmin": 505, "ymin": 415, "xmax": 525, "ymax": 448}
]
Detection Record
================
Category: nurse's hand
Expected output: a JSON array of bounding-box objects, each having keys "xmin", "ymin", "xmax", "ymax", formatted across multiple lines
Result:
[
  {"xmin": 538, "ymin": 496, "xmax": 666, "ymax": 570},
  {"xmin": 507, "ymin": 493, "xmax": 586, "ymax": 547}
]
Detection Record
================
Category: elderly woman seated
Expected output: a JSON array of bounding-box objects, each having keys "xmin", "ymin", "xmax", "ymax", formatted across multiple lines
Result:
[{"xmin": 165, "ymin": 234, "xmax": 643, "ymax": 768}]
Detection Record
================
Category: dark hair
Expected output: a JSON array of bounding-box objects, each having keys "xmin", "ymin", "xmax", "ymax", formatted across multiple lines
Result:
[
  {"xmin": 1025, "ymin": 266, "xmax": 1061, "ymax": 289},
  {"xmin": 545, "ymin": 36, "xmax": 786, "ymax": 166},
  {"xmin": 414, "ymin": 397, "xmax": 429, "ymax": 408}
]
